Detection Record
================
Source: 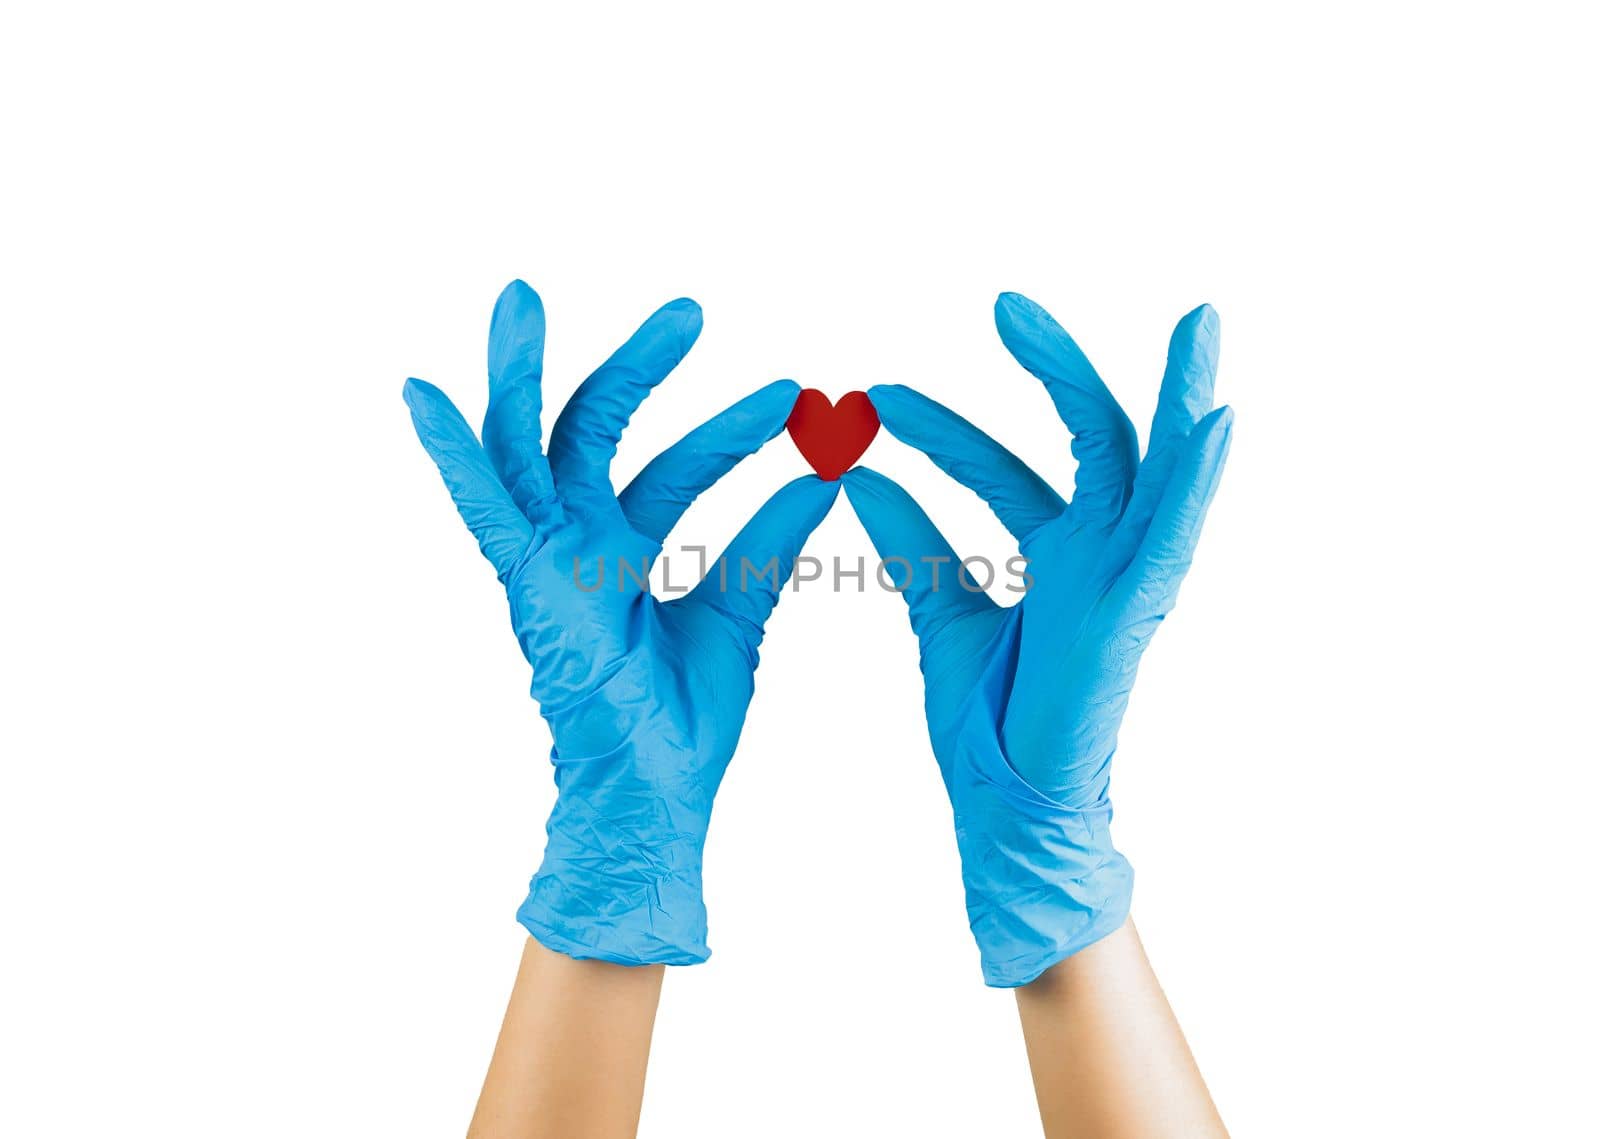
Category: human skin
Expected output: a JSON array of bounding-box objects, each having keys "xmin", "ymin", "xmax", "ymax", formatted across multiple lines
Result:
[
  {"xmin": 467, "ymin": 938, "xmax": 664, "ymax": 1139},
  {"xmin": 1015, "ymin": 918, "xmax": 1228, "ymax": 1139},
  {"xmin": 470, "ymin": 919, "xmax": 1226, "ymax": 1139}
]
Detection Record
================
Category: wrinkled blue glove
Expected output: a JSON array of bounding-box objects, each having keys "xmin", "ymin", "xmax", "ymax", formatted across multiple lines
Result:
[
  {"xmin": 844, "ymin": 293, "xmax": 1232, "ymax": 986},
  {"xmin": 404, "ymin": 281, "xmax": 838, "ymax": 966}
]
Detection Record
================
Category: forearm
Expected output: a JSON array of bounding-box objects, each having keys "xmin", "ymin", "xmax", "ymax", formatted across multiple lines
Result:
[
  {"xmin": 1014, "ymin": 918, "xmax": 1226, "ymax": 1139},
  {"xmin": 468, "ymin": 937, "xmax": 664, "ymax": 1139}
]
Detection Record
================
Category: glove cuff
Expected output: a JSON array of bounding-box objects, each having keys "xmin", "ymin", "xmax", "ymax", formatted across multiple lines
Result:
[
  {"xmin": 518, "ymin": 774, "xmax": 712, "ymax": 967},
  {"xmin": 951, "ymin": 735, "xmax": 1134, "ymax": 987}
]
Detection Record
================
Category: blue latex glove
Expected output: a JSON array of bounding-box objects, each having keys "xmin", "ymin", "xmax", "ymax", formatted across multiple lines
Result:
[
  {"xmin": 404, "ymin": 281, "xmax": 838, "ymax": 966},
  {"xmin": 844, "ymin": 293, "xmax": 1233, "ymax": 986}
]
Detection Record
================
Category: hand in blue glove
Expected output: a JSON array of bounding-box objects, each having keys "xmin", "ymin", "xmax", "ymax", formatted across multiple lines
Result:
[
  {"xmin": 404, "ymin": 281, "xmax": 838, "ymax": 966},
  {"xmin": 844, "ymin": 293, "xmax": 1233, "ymax": 986}
]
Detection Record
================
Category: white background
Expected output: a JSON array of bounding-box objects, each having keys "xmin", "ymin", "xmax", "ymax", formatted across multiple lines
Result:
[{"xmin": 3, "ymin": 3, "xmax": 1596, "ymax": 1136}]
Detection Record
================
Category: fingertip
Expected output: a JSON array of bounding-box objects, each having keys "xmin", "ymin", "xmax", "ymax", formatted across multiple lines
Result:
[
  {"xmin": 865, "ymin": 382, "xmax": 910, "ymax": 408},
  {"xmin": 403, "ymin": 376, "xmax": 441, "ymax": 409},
  {"xmin": 662, "ymin": 296, "xmax": 703, "ymax": 320},
  {"xmin": 494, "ymin": 279, "xmax": 544, "ymax": 319},
  {"xmin": 994, "ymin": 292, "xmax": 1020, "ymax": 330},
  {"xmin": 839, "ymin": 465, "xmax": 897, "ymax": 502},
  {"xmin": 403, "ymin": 380, "xmax": 467, "ymax": 450},
  {"xmin": 766, "ymin": 473, "xmax": 842, "ymax": 528},
  {"xmin": 1175, "ymin": 303, "xmax": 1220, "ymax": 348},
  {"xmin": 614, "ymin": 298, "xmax": 704, "ymax": 373},
  {"xmin": 489, "ymin": 284, "xmax": 547, "ymax": 386},
  {"xmin": 994, "ymin": 293, "xmax": 1068, "ymax": 363},
  {"xmin": 1215, "ymin": 404, "xmax": 1235, "ymax": 446},
  {"xmin": 1194, "ymin": 406, "xmax": 1234, "ymax": 466},
  {"xmin": 790, "ymin": 471, "xmax": 842, "ymax": 499},
  {"xmin": 746, "ymin": 380, "xmax": 804, "ymax": 439},
  {"xmin": 995, "ymin": 290, "xmax": 1049, "ymax": 328},
  {"xmin": 775, "ymin": 471, "xmax": 819, "ymax": 493},
  {"xmin": 659, "ymin": 297, "xmax": 704, "ymax": 349},
  {"xmin": 863, "ymin": 385, "xmax": 954, "ymax": 439},
  {"xmin": 861, "ymin": 386, "xmax": 903, "ymax": 430},
  {"xmin": 764, "ymin": 377, "xmax": 802, "ymax": 408}
]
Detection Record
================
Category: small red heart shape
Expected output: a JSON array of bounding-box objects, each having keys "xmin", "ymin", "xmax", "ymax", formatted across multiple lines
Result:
[{"xmin": 786, "ymin": 389, "xmax": 879, "ymax": 481}]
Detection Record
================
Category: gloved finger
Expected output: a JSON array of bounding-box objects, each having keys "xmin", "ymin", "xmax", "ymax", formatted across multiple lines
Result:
[
  {"xmin": 547, "ymin": 297, "xmax": 704, "ymax": 503},
  {"xmin": 994, "ymin": 292, "xmax": 1139, "ymax": 521},
  {"xmin": 404, "ymin": 378, "xmax": 535, "ymax": 579},
  {"xmin": 618, "ymin": 380, "xmax": 800, "ymax": 545},
  {"xmin": 1106, "ymin": 305, "xmax": 1220, "ymax": 569},
  {"xmin": 1114, "ymin": 406, "xmax": 1233, "ymax": 622},
  {"xmin": 1148, "ymin": 304, "xmax": 1220, "ymax": 470},
  {"xmin": 483, "ymin": 280, "xmax": 561, "ymax": 522},
  {"xmin": 683, "ymin": 475, "xmax": 841, "ymax": 636},
  {"xmin": 868, "ymin": 383, "xmax": 1064, "ymax": 542},
  {"xmin": 841, "ymin": 466, "xmax": 997, "ymax": 644}
]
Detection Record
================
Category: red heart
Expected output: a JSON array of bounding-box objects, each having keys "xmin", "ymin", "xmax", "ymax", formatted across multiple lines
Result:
[{"xmin": 786, "ymin": 389, "xmax": 879, "ymax": 481}]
